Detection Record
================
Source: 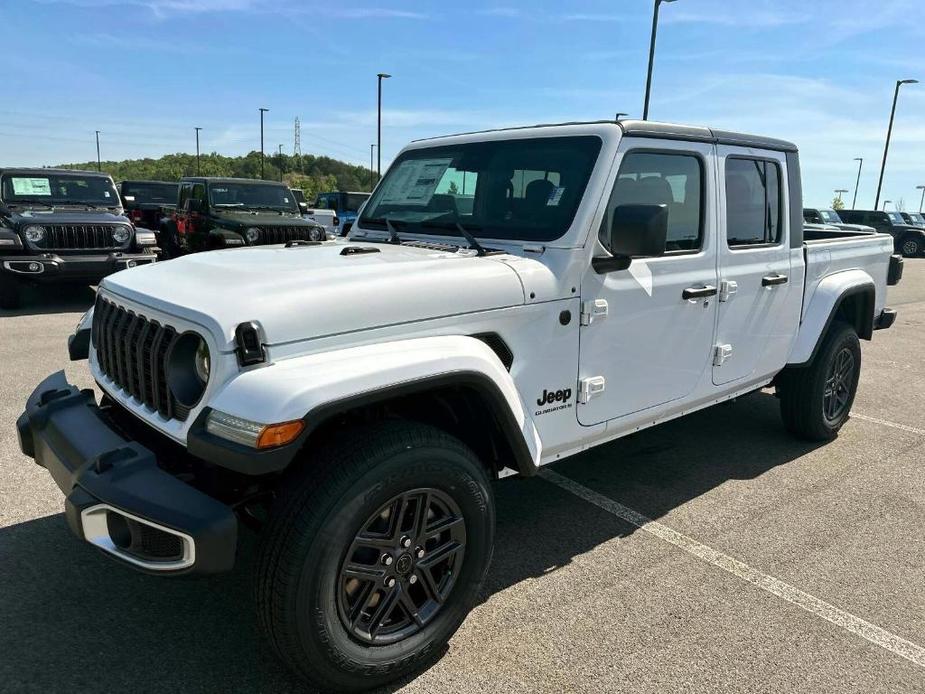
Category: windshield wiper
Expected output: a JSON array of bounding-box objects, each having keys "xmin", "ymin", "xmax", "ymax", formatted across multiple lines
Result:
[
  {"xmin": 385, "ymin": 218, "xmax": 403, "ymax": 245},
  {"xmin": 417, "ymin": 219, "xmax": 489, "ymax": 256}
]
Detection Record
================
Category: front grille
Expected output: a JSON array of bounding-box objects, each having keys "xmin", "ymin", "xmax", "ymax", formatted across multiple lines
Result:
[
  {"xmin": 42, "ymin": 224, "xmax": 121, "ymax": 250},
  {"xmin": 92, "ymin": 297, "xmax": 189, "ymax": 421},
  {"xmin": 255, "ymin": 225, "xmax": 316, "ymax": 245}
]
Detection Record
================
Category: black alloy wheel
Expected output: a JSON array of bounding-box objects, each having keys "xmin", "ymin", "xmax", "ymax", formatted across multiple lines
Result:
[{"xmin": 823, "ymin": 347, "xmax": 856, "ymax": 423}]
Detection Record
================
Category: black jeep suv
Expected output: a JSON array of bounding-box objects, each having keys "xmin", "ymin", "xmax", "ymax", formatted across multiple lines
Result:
[
  {"xmin": 119, "ymin": 179, "xmax": 178, "ymax": 232},
  {"xmin": 0, "ymin": 168, "xmax": 157, "ymax": 309},
  {"xmin": 839, "ymin": 209, "xmax": 925, "ymax": 257},
  {"xmin": 161, "ymin": 177, "xmax": 326, "ymax": 256}
]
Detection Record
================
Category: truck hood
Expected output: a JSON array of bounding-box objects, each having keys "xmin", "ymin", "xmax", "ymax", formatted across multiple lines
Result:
[
  {"xmin": 7, "ymin": 208, "xmax": 129, "ymax": 225},
  {"xmin": 101, "ymin": 242, "xmax": 527, "ymax": 349},
  {"xmin": 210, "ymin": 210, "xmax": 317, "ymax": 228}
]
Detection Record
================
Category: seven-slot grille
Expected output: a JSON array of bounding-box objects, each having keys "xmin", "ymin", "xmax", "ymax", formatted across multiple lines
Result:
[
  {"xmin": 42, "ymin": 224, "xmax": 124, "ymax": 250},
  {"xmin": 254, "ymin": 225, "xmax": 318, "ymax": 245},
  {"xmin": 92, "ymin": 297, "xmax": 191, "ymax": 421}
]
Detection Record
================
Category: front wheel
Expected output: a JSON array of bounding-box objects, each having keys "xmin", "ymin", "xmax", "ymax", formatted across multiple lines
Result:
[
  {"xmin": 901, "ymin": 235, "xmax": 923, "ymax": 258},
  {"xmin": 255, "ymin": 422, "xmax": 495, "ymax": 692},
  {"xmin": 778, "ymin": 321, "xmax": 861, "ymax": 441}
]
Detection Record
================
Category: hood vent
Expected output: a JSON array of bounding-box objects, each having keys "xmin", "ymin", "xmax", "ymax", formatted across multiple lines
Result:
[{"xmin": 340, "ymin": 246, "xmax": 380, "ymax": 256}]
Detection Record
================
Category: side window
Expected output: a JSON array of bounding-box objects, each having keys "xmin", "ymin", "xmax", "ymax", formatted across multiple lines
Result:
[
  {"xmin": 725, "ymin": 157, "xmax": 782, "ymax": 247},
  {"xmin": 177, "ymin": 183, "xmax": 192, "ymax": 210},
  {"xmin": 601, "ymin": 151, "xmax": 703, "ymax": 252},
  {"xmin": 804, "ymin": 209, "xmax": 822, "ymax": 224}
]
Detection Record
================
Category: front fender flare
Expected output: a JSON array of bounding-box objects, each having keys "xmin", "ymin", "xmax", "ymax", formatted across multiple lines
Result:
[
  {"xmin": 191, "ymin": 335, "xmax": 542, "ymax": 476},
  {"xmin": 788, "ymin": 269, "xmax": 875, "ymax": 366}
]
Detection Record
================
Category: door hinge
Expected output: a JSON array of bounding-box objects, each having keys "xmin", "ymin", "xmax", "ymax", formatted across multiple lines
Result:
[
  {"xmin": 719, "ymin": 280, "xmax": 738, "ymax": 302},
  {"xmin": 580, "ymin": 299, "xmax": 608, "ymax": 326},
  {"xmin": 578, "ymin": 376, "xmax": 606, "ymax": 403},
  {"xmin": 714, "ymin": 344, "xmax": 733, "ymax": 366}
]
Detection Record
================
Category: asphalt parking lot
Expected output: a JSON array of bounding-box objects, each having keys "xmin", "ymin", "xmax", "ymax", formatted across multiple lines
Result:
[{"xmin": 2, "ymin": 263, "xmax": 924, "ymax": 694}]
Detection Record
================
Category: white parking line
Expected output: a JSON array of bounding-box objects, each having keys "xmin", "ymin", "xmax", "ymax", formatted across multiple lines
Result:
[
  {"xmin": 852, "ymin": 413, "xmax": 925, "ymax": 437},
  {"xmin": 540, "ymin": 468, "xmax": 925, "ymax": 669}
]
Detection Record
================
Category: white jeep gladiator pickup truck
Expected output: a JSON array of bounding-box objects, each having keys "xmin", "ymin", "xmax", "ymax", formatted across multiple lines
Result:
[{"xmin": 17, "ymin": 120, "xmax": 903, "ymax": 692}]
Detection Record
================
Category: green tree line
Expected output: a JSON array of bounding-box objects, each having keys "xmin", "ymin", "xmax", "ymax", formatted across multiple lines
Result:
[{"xmin": 58, "ymin": 151, "xmax": 376, "ymax": 201}]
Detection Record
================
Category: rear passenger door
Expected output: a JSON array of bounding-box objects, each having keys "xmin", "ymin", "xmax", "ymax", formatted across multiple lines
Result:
[{"xmin": 713, "ymin": 148, "xmax": 802, "ymax": 386}]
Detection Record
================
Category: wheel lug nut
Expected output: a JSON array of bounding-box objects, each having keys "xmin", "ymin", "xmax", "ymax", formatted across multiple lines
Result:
[
  {"xmin": 415, "ymin": 547, "xmax": 425, "ymax": 559},
  {"xmin": 386, "ymin": 577, "xmax": 396, "ymax": 588},
  {"xmin": 381, "ymin": 554, "xmax": 393, "ymax": 566},
  {"xmin": 409, "ymin": 574, "xmax": 418, "ymax": 585},
  {"xmin": 400, "ymin": 536, "xmax": 412, "ymax": 548}
]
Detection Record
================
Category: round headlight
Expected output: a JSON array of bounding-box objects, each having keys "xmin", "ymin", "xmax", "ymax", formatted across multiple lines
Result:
[
  {"xmin": 112, "ymin": 225, "xmax": 131, "ymax": 244},
  {"xmin": 194, "ymin": 338, "xmax": 210, "ymax": 384},
  {"xmin": 23, "ymin": 225, "xmax": 45, "ymax": 243},
  {"xmin": 245, "ymin": 227, "xmax": 260, "ymax": 243},
  {"xmin": 308, "ymin": 226, "xmax": 324, "ymax": 242},
  {"xmin": 166, "ymin": 333, "xmax": 210, "ymax": 408}
]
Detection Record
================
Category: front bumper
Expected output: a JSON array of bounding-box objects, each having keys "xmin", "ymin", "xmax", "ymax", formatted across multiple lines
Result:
[
  {"xmin": 16, "ymin": 371, "xmax": 236, "ymax": 575},
  {"xmin": 1, "ymin": 251, "xmax": 156, "ymax": 283}
]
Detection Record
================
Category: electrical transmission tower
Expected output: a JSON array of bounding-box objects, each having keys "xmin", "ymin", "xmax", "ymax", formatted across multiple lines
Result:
[{"xmin": 293, "ymin": 117, "xmax": 302, "ymax": 172}]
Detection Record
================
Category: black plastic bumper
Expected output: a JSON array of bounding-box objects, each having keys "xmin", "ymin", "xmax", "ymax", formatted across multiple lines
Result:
[
  {"xmin": 16, "ymin": 371, "xmax": 237, "ymax": 575},
  {"xmin": 888, "ymin": 254, "xmax": 904, "ymax": 286},
  {"xmin": 0, "ymin": 251, "xmax": 156, "ymax": 283},
  {"xmin": 875, "ymin": 308, "xmax": 897, "ymax": 331}
]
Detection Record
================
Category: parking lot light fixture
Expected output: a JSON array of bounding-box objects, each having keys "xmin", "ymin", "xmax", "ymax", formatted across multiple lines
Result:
[
  {"xmin": 643, "ymin": 0, "xmax": 678, "ymax": 121},
  {"xmin": 194, "ymin": 127, "xmax": 202, "ymax": 175},
  {"xmin": 835, "ymin": 189, "xmax": 849, "ymax": 204},
  {"xmin": 95, "ymin": 130, "xmax": 101, "ymax": 172},
  {"xmin": 615, "ymin": 112, "xmax": 629, "ymax": 121},
  {"xmin": 875, "ymin": 79, "xmax": 918, "ymax": 210},
  {"xmin": 917, "ymin": 186, "xmax": 925, "ymax": 213},
  {"xmin": 377, "ymin": 73, "xmax": 391, "ymax": 179},
  {"xmin": 369, "ymin": 144, "xmax": 376, "ymax": 191},
  {"xmin": 259, "ymin": 108, "xmax": 269, "ymax": 180},
  {"xmin": 882, "ymin": 200, "xmax": 893, "ymax": 211},
  {"xmin": 278, "ymin": 144, "xmax": 284, "ymax": 182},
  {"xmin": 852, "ymin": 158, "xmax": 863, "ymax": 209}
]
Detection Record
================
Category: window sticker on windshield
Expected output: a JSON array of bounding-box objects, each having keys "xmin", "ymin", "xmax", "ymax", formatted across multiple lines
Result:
[
  {"xmin": 379, "ymin": 158, "xmax": 453, "ymax": 207},
  {"xmin": 103, "ymin": 191, "xmax": 110, "ymax": 198},
  {"xmin": 11, "ymin": 178, "xmax": 52, "ymax": 196},
  {"xmin": 547, "ymin": 186, "xmax": 565, "ymax": 206}
]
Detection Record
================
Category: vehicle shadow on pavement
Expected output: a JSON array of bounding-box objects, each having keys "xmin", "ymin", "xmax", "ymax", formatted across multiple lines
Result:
[
  {"xmin": 0, "ymin": 284, "xmax": 96, "ymax": 317},
  {"xmin": 0, "ymin": 392, "xmax": 821, "ymax": 693}
]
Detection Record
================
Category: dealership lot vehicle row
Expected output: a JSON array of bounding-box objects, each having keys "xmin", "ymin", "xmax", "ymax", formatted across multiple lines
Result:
[{"xmin": 1, "ymin": 265, "xmax": 923, "ymax": 693}]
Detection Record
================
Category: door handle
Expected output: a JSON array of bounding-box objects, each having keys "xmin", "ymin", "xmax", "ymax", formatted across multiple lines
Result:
[
  {"xmin": 761, "ymin": 274, "xmax": 789, "ymax": 287},
  {"xmin": 682, "ymin": 285, "xmax": 718, "ymax": 300}
]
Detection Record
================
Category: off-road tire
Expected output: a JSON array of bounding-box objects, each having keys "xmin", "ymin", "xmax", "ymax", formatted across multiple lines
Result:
[
  {"xmin": 901, "ymin": 234, "xmax": 923, "ymax": 258},
  {"xmin": 779, "ymin": 321, "xmax": 861, "ymax": 441},
  {"xmin": 0, "ymin": 275, "xmax": 22, "ymax": 310},
  {"xmin": 255, "ymin": 422, "xmax": 495, "ymax": 692}
]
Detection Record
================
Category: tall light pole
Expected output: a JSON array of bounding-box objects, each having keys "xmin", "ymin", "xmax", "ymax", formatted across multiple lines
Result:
[
  {"xmin": 194, "ymin": 127, "xmax": 202, "ymax": 175},
  {"xmin": 917, "ymin": 185, "xmax": 925, "ymax": 213},
  {"xmin": 851, "ymin": 157, "xmax": 863, "ymax": 209},
  {"xmin": 875, "ymin": 79, "xmax": 918, "ymax": 210},
  {"xmin": 835, "ymin": 189, "xmax": 849, "ymax": 204},
  {"xmin": 278, "ymin": 144, "xmax": 284, "ymax": 182},
  {"xmin": 883, "ymin": 200, "xmax": 893, "ymax": 211},
  {"xmin": 259, "ymin": 107, "xmax": 269, "ymax": 180},
  {"xmin": 369, "ymin": 144, "xmax": 376, "ymax": 191},
  {"xmin": 95, "ymin": 130, "xmax": 102, "ymax": 172},
  {"xmin": 377, "ymin": 73, "xmax": 391, "ymax": 179},
  {"xmin": 642, "ymin": 0, "xmax": 678, "ymax": 121}
]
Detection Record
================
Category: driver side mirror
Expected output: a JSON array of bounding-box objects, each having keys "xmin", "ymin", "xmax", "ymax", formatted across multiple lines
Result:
[{"xmin": 593, "ymin": 204, "xmax": 668, "ymax": 274}]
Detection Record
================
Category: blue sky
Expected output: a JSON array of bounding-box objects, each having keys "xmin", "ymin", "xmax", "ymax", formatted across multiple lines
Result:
[{"xmin": 1, "ymin": 0, "xmax": 923, "ymax": 209}]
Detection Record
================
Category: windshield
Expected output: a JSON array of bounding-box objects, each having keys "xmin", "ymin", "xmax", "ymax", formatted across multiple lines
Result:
[
  {"xmin": 360, "ymin": 136, "xmax": 603, "ymax": 242},
  {"xmin": 907, "ymin": 212, "xmax": 925, "ymax": 225},
  {"xmin": 887, "ymin": 211, "xmax": 906, "ymax": 225},
  {"xmin": 1, "ymin": 172, "xmax": 119, "ymax": 206},
  {"xmin": 819, "ymin": 209, "xmax": 843, "ymax": 224},
  {"xmin": 208, "ymin": 182, "xmax": 298, "ymax": 212},
  {"xmin": 122, "ymin": 182, "xmax": 178, "ymax": 204},
  {"xmin": 344, "ymin": 193, "xmax": 369, "ymax": 213},
  {"xmin": 290, "ymin": 189, "xmax": 306, "ymax": 204}
]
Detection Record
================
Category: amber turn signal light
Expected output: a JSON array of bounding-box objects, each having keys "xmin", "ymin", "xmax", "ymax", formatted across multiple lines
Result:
[{"xmin": 256, "ymin": 420, "xmax": 305, "ymax": 449}]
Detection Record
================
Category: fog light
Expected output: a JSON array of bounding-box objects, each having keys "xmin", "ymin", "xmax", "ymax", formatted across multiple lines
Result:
[{"xmin": 28, "ymin": 262, "xmax": 40, "ymax": 272}]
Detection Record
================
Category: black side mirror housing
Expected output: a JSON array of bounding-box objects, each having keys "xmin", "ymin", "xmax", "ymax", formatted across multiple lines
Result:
[{"xmin": 593, "ymin": 204, "xmax": 669, "ymax": 274}]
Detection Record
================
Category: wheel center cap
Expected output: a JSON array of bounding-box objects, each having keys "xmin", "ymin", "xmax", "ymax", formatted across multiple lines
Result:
[{"xmin": 395, "ymin": 553, "xmax": 413, "ymax": 575}]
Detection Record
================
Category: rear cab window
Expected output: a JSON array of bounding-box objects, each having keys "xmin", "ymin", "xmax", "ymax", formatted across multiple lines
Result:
[{"xmin": 725, "ymin": 157, "xmax": 782, "ymax": 247}]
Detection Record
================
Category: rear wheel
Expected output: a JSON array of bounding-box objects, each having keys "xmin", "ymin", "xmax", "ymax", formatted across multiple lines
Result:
[
  {"xmin": 778, "ymin": 321, "xmax": 861, "ymax": 441},
  {"xmin": 255, "ymin": 422, "xmax": 495, "ymax": 692},
  {"xmin": 901, "ymin": 235, "xmax": 922, "ymax": 257}
]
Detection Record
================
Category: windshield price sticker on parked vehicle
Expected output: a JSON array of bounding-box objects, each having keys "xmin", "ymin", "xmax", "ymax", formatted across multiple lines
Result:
[
  {"xmin": 11, "ymin": 178, "xmax": 52, "ymax": 196},
  {"xmin": 378, "ymin": 158, "xmax": 453, "ymax": 207}
]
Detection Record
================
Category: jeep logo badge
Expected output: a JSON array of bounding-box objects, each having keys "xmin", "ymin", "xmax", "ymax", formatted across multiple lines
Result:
[{"xmin": 537, "ymin": 388, "xmax": 572, "ymax": 407}]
